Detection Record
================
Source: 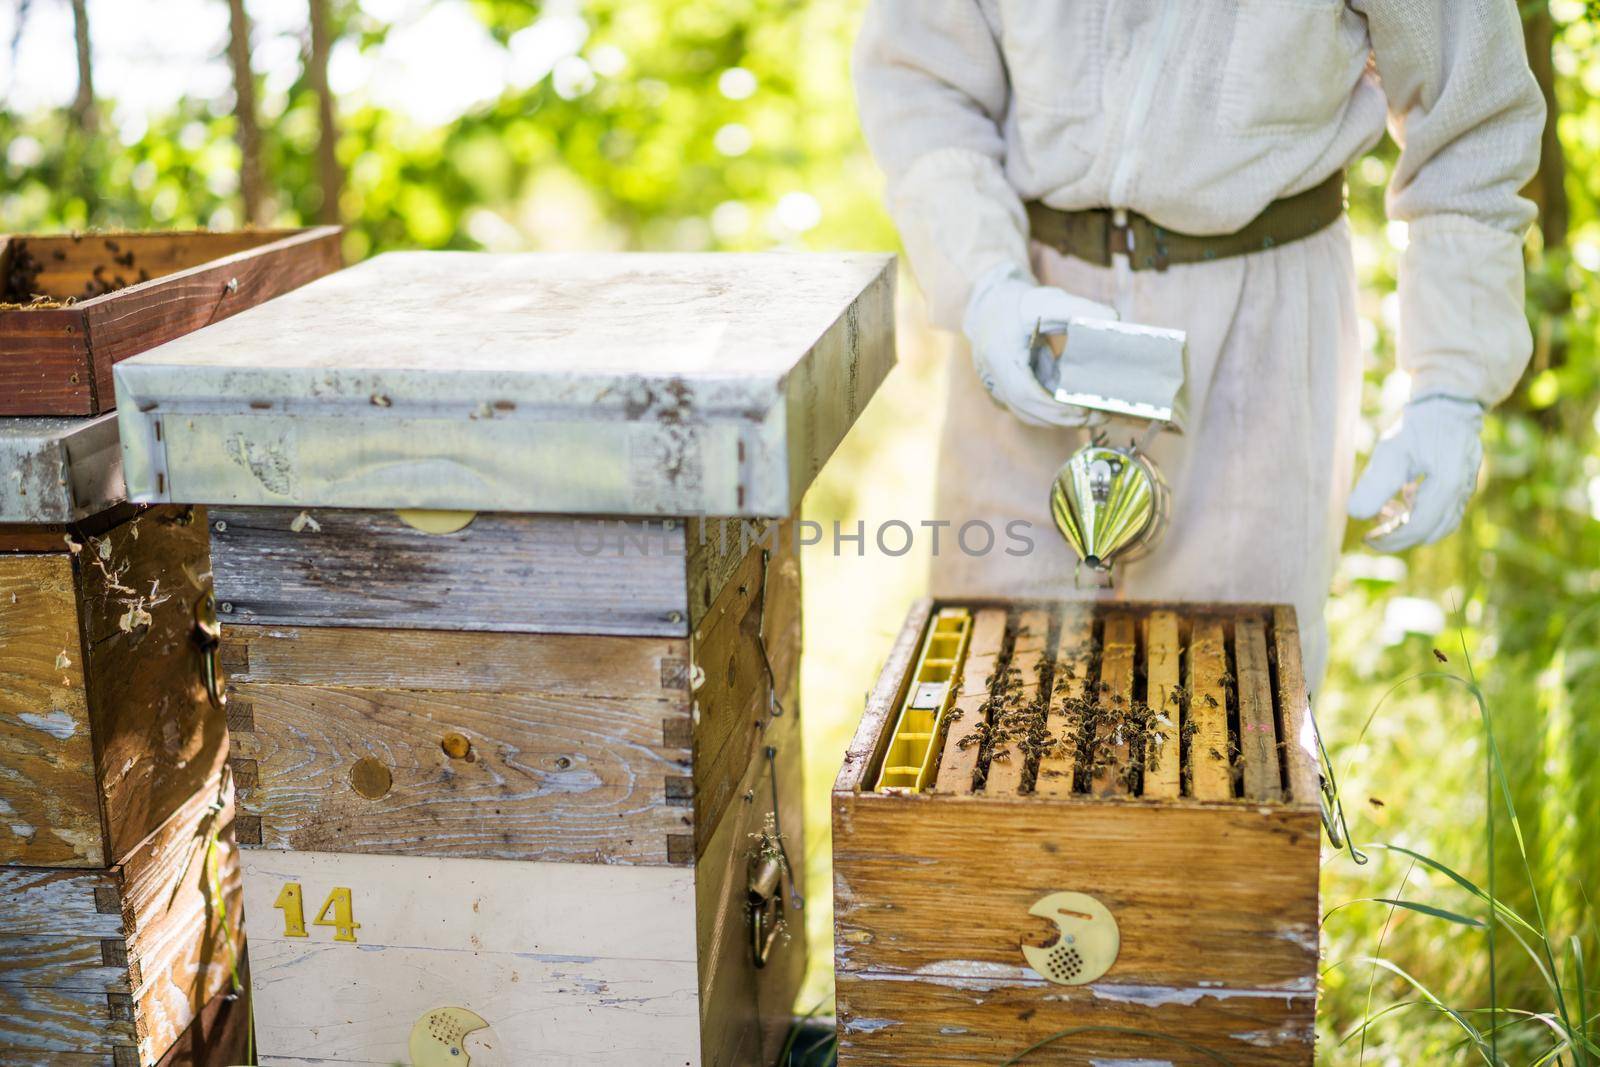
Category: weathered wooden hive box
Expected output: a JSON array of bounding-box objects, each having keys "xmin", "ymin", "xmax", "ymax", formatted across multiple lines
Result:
[
  {"xmin": 113, "ymin": 251, "xmax": 896, "ymax": 1066},
  {"xmin": 834, "ymin": 599, "xmax": 1321, "ymax": 1066},
  {"xmin": 0, "ymin": 227, "xmax": 341, "ymax": 416},
  {"xmin": 0, "ymin": 416, "xmax": 246, "ymax": 1066}
]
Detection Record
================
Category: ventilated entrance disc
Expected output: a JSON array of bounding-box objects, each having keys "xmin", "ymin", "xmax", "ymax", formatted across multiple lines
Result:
[
  {"xmin": 1021, "ymin": 891, "xmax": 1120, "ymax": 986},
  {"xmin": 409, "ymin": 1006, "xmax": 504, "ymax": 1066}
]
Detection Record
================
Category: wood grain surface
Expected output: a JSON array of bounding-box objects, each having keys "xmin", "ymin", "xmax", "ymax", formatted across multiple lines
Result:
[
  {"xmin": 210, "ymin": 507, "xmax": 693, "ymax": 636},
  {"xmin": 0, "ymin": 308, "xmax": 94, "ymax": 416},
  {"xmin": 118, "ymin": 775, "xmax": 244, "ymax": 1064},
  {"xmin": 695, "ymin": 698, "xmax": 806, "ymax": 1067},
  {"xmin": 1235, "ymin": 615, "xmax": 1284, "ymax": 802},
  {"xmin": 0, "ymin": 773, "xmax": 243, "ymax": 1065},
  {"xmin": 0, "ymin": 866, "xmax": 124, "ymax": 994},
  {"xmin": 0, "ymin": 986, "xmax": 135, "ymax": 1062},
  {"xmin": 230, "ymin": 680, "xmax": 691, "ymax": 864},
  {"xmin": 220, "ymin": 622, "xmax": 689, "ymax": 701},
  {"xmin": 77, "ymin": 507, "xmax": 228, "ymax": 865},
  {"xmin": 836, "ymin": 969, "xmax": 1313, "ymax": 1065},
  {"xmin": 1142, "ymin": 610, "xmax": 1182, "ymax": 799},
  {"xmin": 1033, "ymin": 603, "xmax": 1093, "ymax": 798},
  {"xmin": 982, "ymin": 609, "xmax": 1046, "ymax": 796},
  {"xmin": 152, "ymin": 967, "xmax": 250, "ymax": 1067},
  {"xmin": 1188, "ymin": 618, "xmax": 1235, "ymax": 801},
  {"xmin": 1275, "ymin": 605, "xmax": 1320, "ymax": 804},
  {"xmin": 242, "ymin": 849, "xmax": 698, "ymax": 1065},
  {"xmin": 0, "ymin": 553, "xmax": 101, "ymax": 867},
  {"xmin": 834, "ymin": 794, "xmax": 1319, "ymax": 987},
  {"xmin": 1090, "ymin": 613, "xmax": 1136, "ymax": 798},
  {"xmin": 0, "ymin": 228, "xmax": 340, "ymax": 417},
  {"xmin": 688, "ymin": 530, "xmax": 800, "ymax": 858}
]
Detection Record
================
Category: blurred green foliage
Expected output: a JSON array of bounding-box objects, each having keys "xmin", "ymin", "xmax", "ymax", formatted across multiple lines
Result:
[{"xmin": 5, "ymin": 1, "xmax": 1600, "ymax": 1062}]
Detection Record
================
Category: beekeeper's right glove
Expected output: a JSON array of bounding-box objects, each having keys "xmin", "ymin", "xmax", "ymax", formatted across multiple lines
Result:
[{"xmin": 962, "ymin": 263, "xmax": 1120, "ymax": 429}]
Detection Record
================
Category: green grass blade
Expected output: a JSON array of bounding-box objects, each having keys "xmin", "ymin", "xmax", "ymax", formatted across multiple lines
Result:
[{"xmin": 1349, "ymin": 955, "xmax": 1495, "ymax": 1063}]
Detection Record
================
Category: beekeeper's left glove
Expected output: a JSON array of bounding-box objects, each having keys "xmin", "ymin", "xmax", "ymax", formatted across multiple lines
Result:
[
  {"xmin": 963, "ymin": 264, "xmax": 1119, "ymax": 429},
  {"xmin": 1347, "ymin": 395, "xmax": 1484, "ymax": 552}
]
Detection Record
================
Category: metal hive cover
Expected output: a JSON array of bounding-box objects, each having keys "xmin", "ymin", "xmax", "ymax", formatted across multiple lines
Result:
[
  {"xmin": 0, "ymin": 412, "xmax": 124, "ymax": 523},
  {"xmin": 113, "ymin": 252, "xmax": 896, "ymax": 517}
]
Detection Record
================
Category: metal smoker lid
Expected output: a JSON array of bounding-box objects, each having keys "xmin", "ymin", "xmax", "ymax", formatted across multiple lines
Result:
[
  {"xmin": 0, "ymin": 412, "xmax": 124, "ymax": 524},
  {"xmin": 114, "ymin": 251, "xmax": 896, "ymax": 517}
]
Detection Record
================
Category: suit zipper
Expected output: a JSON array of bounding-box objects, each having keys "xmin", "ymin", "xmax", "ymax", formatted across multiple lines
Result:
[{"xmin": 1108, "ymin": 0, "xmax": 1181, "ymax": 210}]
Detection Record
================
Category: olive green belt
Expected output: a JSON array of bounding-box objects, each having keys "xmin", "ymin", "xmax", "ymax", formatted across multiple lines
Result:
[{"xmin": 1025, "ymin": 170, "xmax": 1346, "ymax": 272}]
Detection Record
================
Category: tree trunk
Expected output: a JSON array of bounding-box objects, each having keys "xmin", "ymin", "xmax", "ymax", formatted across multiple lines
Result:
[
  {"xmin": 1522, "ymin": 4, "xmax": 1568, "ymax": 252},
  {"xmin": 1516, "ymin": 2, "xmax": 1569, "ymax": 411},
  {"xmin": 307, "ymin": 0, "xmax": 343, "ymax": 225},
  {"xmin": 227, "ymin": 0, "xmax": 267, "ymax": 225},
  {"xmin": 69, "ymin": 0, "xmax": 94, "ymax": 133}
]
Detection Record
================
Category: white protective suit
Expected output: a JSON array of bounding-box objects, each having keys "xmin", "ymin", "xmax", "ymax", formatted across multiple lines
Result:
[{"xmin": 855, "ymin": 0, "xmax": 1544, "ymax": 687}]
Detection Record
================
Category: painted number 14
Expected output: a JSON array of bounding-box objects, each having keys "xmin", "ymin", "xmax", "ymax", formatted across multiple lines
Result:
[{"xmin": 274, "ymin": 883, "xmax": 361, "ymax": 943}]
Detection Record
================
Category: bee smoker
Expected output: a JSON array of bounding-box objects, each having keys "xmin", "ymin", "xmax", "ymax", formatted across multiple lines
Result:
[{"xmin": 1030, "ymin": 318, "xmax": 1189, "ymax": 586}]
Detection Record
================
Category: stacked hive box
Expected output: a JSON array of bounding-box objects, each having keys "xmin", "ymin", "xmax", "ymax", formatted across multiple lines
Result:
[
  {"xmin": 1, "ymin": 228, "xmax": 340, "ymax": 416},
  {"xmin": 112, "ymin": 251, "xmax": 896, "ymax": 1065},
  {"xmin": 0, "ymin": 420, "xmax": 246, "ymax": 1067},
  {"xmin": 834, "ymin": 599, "xmax": 1322, "ymax": 1065},
  {"xmin": 0, "ymin": 228, "xmax": 341, "ymax": 1066}
]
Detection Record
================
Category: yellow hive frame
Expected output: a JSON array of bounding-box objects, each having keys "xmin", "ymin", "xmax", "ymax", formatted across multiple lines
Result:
[{"xmin": 873, "ymin": 608, "xmax": 973, "ymax": 792}]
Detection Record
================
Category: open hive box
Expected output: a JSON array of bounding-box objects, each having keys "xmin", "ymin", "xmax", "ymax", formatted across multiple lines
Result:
[
  {"xmin": 833, "ymin": 598, "xmax": 1322, "ymax": 1065},
  {"xmin": 0, "ymin": 228, "xmax": 340, "ymax": 416}
]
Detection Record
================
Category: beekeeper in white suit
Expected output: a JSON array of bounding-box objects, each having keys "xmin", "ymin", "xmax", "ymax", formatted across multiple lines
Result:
[{"xmin": 855, "ymin": 1, "xmax": 1544, "ymax": 687}]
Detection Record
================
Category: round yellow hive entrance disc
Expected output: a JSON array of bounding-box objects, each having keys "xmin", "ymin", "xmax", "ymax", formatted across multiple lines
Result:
[
  {"xmin": 408, "ymin": 1006, "xmax": 504, "ymax": 1066},
  {"xmin": 1020, "ymin": 891, "xmax": 1120, "ymax": 986},
  {"xmin": 396, "ymin": 509, "xmax": 477, "ymax": 535}
]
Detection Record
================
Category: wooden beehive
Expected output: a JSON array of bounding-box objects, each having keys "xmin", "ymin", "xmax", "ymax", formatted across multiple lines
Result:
[
  {"xmin": 0, "ymin": 774, "xmax": 245, "ymax": 1066},
  {"xmin": 834, "ymin": 599, "xmax": 1321, "ymax": 1066},
  {"xmin": 112, "ymin": 251, "xmax": 896, "ymax": 1065},
  {"xmin": 1, "ymin": 416, "xmax": 248, "ymax": 1065},
  {"xmin": 0, "ymin": 227, "xmax": 341, "ymax": 416}
]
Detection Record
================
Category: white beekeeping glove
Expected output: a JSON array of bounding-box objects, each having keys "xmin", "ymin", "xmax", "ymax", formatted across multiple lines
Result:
[
  {"xmin": 1347, "ymin": 395, "xmax": 1485, "ymax": 552},
  {"xmin": 962, "ymin": 263, "xmax": 1119, "ymax": 429}
]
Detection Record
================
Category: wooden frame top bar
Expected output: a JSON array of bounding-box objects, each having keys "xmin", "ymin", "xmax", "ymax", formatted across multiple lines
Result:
[{"xmin": 835, "ymin": 597, "xmax": 1320, "ymax": 811}]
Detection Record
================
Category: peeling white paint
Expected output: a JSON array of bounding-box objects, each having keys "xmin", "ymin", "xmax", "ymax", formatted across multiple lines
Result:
[
  {"xmin": 913, "ymin": 960, "xmax": 1035, "ymax": 981},
  {"xmin": 1091, "ymin": 984, "xmax": 1315, "ymax": 1008},
  {"xmin": 19, "ymin": 709, "xmax": 78, "ymax": 740},
  {"xmin": 1231, "ymin": 1030, "xmax": 1292, "ymax": 1047},
  {"xmin": 1274, "ymin": 924, "xmax": 1321, "ymax": 954},
  {"xmin": 833, "ymin": 871, "xmax": 857, "ymax": 904},
  {"xmin": 50, "ymin": 826, "xmax": 99, "ymax": 857},
  {"xmin": 9, "ymin": 823, "xmax": 35, "ymax": 840},
  {"xmin": 938, "ymin": 1026, "xmax": 969, "ymax": 1035},
  {"xmin": 844, "ymin": 1018, "xmax": 898, "ymax": 1034}
]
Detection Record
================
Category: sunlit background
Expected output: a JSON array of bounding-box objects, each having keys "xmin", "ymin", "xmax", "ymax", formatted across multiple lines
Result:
[{"xmin": 6, "ymin": 1, "xmax": 1600, "ymax": 1062}]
